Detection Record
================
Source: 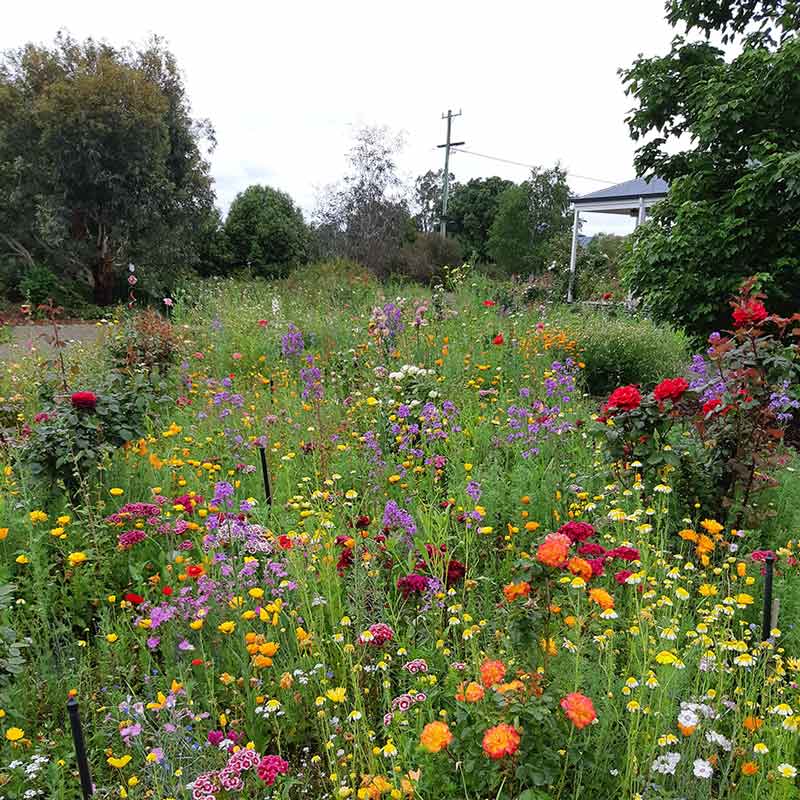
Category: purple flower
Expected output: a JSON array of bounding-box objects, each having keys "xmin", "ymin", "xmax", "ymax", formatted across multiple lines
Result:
[{"xmin": 281, "ymin": 323, "xmax": 305, "ymax": 358}]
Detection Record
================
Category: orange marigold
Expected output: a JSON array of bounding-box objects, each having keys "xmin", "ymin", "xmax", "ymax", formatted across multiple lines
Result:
[
  {"xmin": 560, "ymin": 692, "xmax": 596, "ymax": 729},
  {"xmin": 455, "ymin": 681, "xmax": 485, "ymax": 703},
  {"xmin": 588, "ymin": 587, "xmax": 614, "ymax": 610},
  {"xmin": 741, "ymin": 761, "xmax": 759, "ymax": 776},
  {"xmin": 479, "ymin": 659, "xmax": 506, "ymax": 688},
  {"xmin": 567, "ymin": 557, "xmax": 592, "ymax": 581},
  {"xmin": 536, "ymin": 532, "xmax": 571, "ymax": 568},
  {"xmin": 481, "ymin": 723, "xmax": 521, "ymax": 760},
  {"xmin": 503, "ymin": 581, "xmax": 531, "ymax": 603},
  {"xmin": 419, "ymin": 720, "xmax": 453, "ymax": 753},
  {"xmin": 743, "ymin": 716, "xmax": 763, "ymax": 732}
]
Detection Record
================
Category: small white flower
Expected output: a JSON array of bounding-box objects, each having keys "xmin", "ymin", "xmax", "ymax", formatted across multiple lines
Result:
[{"xmin": 693, "ymin": 758, "xmax": 713, "ymax": 779}]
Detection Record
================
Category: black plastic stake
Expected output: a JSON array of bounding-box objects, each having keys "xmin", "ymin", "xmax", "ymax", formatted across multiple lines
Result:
[
  {"xmin": 67, "ymin": 697, "xmax": 93, "ymax": 798},
  {"xmin": 258, "ymin": 445, "xmax": 272, "ymax": 506},
  {"xmin": 762, "ymin": 554, "xmax": 776, "ymax": 641}
]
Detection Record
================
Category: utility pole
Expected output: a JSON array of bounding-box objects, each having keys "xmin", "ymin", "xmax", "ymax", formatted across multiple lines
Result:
[{"xmin": 437, "ymin": 109, "xmax": 464, "ymax": 236}]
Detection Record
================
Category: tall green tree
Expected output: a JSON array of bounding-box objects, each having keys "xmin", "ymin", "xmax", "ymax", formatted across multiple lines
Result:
[
  {"xmin": 488, "ymin": 165, "xmax": 571, "ymax": 273},
  {"xmin": 620, "ymin": 0, "xmax": 800, "ymax": 335},
  {"xmin": 446, "ymin": 176, "xmax": 513, "ymax": 262},
  {"xmin": 224, "ymin": 185, "xmax": 309, "ymax": 276},
  {"xmin": 413, "ymin": 169, "xmax": 453, "ymax": 233},
  {"xmin": 0, "ymin": 34, "xmax": 215, "ymax": 305}
]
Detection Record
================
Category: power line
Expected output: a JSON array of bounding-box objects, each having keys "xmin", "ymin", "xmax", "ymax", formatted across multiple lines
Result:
[{"xmin": 449, "ymin": 147, "xmax": 619, "ymax": 185}]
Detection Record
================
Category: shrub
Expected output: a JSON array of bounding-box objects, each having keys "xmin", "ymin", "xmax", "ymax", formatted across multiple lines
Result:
[
  {"xmin": 20, "ymin": 372, "xmax": 155, "ymax": 495},
  {"xmin": 19, "ymin": 263, "xmax": 60, "ymax": 307},
  {"xmin": 108, "ymin": 308, "xmax": 182, "ymax": 374},
  {"xmin": 390, "ymin": 233, "xmax": 463, "ymax": 283},
  {"xmin": 560, "ymin": 310, "xmax": 690, "ymax": 396}
]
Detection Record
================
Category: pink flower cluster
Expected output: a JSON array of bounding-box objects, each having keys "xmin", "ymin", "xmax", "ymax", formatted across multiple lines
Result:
[
  {"xmin": 190, "ymin": 748, "xmax": 280, "ymax": 799},
  {"xmin": 257, "ymin": 754, "xmax": 290, "ymax": 785}
]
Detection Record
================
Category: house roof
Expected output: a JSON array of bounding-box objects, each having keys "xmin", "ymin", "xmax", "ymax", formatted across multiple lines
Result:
[{"xmin": 571, "ymin": 176, "xmax": 668, "ymax": 205}]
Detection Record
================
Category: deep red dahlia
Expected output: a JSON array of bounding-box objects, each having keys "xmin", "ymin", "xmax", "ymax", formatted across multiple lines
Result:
[
  {"xmin": 557, "ymin": 521, "xmax": 596, "ymax": 543},
  {"xmin": 653, "ymin": 377, "xmax": 689, "ymax": 403},
  {"xmin": 606, "ymin": 385, "xmax": 641, "ymax": 413},
  {"xmin": 71, "ymin": 391, "xmax": 97, "ymax": 410}
]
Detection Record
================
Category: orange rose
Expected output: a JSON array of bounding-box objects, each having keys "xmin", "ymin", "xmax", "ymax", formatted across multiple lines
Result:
[
  {"xmin": 482, "ymin": 723, "xmax": 521, "ymax": 760},
  {"xmin": 560, "ymin": 692, "xmax": 596, "ymax": 729},
  {"xmin": 536, "ymin": 533, "xmax": 571, "ymax": 568},
  {"xmin": 420, "ymin": 720, "xmax": 453, "ymax": 753}
]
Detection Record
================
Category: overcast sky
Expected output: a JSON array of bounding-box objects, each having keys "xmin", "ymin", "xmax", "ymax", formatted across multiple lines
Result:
[{"xmin": 3, "ymin": 0, "xmax": 682, "ymax": 235}]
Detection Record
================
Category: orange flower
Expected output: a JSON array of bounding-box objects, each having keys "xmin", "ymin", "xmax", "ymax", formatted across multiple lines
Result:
[
  {"xmin": 741, "ymin": 761, "xmax": 759, "ymax": 776},
  {"xmin": 481, "ymin": 723, "xmax": 521, "ymax": 760},
  {"xmin": 419, "ymin": 720, "xmax": 453, "ymax": 753},
  {"xmin": 678, "ymin": 723, "xmax": 696, "ymax": 737},
  {"xmin": 588, "ymin": 587, "xmax": 614, "ymax": 610},
  {"xmin": 678, "ymin": 529, "xmax": 698, "ymax": 543},
  {"xmin": 496, "ymin": 679, "xmax": 525, "ymax": 694},
  {"xmin": 536, "ymin": 533, "xmax": 571, "ymax": 568},
  {"xmin": 743, "ymin": 716, "xmax": 763, "ymax": 732},
  {"xmin": 560, "ymin": 692, "xmax": 596, "ymax": 729},
  {"xmin": 503, "ymin": 581, "xmax": 531, "ymax": 603},
  {"xmin": 567, "ymin": 557, "xmax": 592, "ymax": 581},
  {"xmin": 479, "ymin": 659, "xmax": 506, "ymax": 688},
  {"xmin": 455, "ymin": 681, "xmax": 485, "ymax": 703}
]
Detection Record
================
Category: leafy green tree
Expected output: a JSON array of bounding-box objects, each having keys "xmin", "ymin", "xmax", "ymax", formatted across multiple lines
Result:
[
  {"xmin": 413, "ymin": 169, "xmax": 453, "ymax": 233},
  {"xmin": 447, "ymin": 176, "xmax": 513, "ymax": 262},
  {"xmin": 620, "ymin": 0, "xmax": 800, "ymax": 336},
  {"xmin": 224, "ymin": 185, "xmax": 309, "ymax": 277},
  {"xmin": 0, "ymin": 34, "xmax": 215, "ymax": 305},
  {"xmin": 488, "ymin": 165, "xmax": 571, "ymax": 273}
]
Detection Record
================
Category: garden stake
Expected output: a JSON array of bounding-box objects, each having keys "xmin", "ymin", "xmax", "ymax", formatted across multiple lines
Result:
[
  {"xmin": 258, "ymin": 445, "xmax": 272, "ymax": 506},
  {"xmin": 761, "ymin": 554, "xmax": 776, "ymax": 641},
  {"xmin": 67, "ymin": 697, "xmax": 93, "ymax": 798}
]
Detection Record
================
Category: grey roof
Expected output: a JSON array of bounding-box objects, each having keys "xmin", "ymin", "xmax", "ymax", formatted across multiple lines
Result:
[{"xmin": 571, "ymin": 176, "xmax": 668, "ymax": 204}]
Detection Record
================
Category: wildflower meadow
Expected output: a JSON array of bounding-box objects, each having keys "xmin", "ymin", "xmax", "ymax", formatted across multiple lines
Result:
[{"xmin": 1, "ymin": 262, "xmax": 799, "ymax": 800}]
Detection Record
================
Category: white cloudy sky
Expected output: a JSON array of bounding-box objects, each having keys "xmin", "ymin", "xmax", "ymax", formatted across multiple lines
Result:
[{"xmin": 3, "ymin": 0, "xmax": 683, "ymax": 235}]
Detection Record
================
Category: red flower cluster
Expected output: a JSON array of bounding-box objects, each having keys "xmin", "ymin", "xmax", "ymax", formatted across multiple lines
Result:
[
  {"xmin": 653, "ymin": 377, "xmax": 688, "ymax": 403},
  {"xmin": 71, "ymin": 391, "xmax": 97, "ymax": 410},
  {"xmin": 257, "ymin": 754, "xmax": 289, "ymax": 785},
  {"xmin": 606, "ymin": 385, "xmax": 641, "ymax": 413},
  {"xmin": 557, "ymin": 521, "xmax": 595, "ymax": 543},
  {"xmin": 732, "ymin": 298, "xmax": 768, "ymax": 328}
]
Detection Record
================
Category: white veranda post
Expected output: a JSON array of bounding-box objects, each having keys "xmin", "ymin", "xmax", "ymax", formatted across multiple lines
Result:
[{"xmin": 567, "ymin": 207, "xmax": 580, "ymax": 303}]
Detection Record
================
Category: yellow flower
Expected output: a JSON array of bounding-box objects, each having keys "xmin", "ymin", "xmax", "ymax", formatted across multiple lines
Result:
[
  {"xmin": 107, "ymin": 754, "xmax": 132, "ymax": 768},
  {"xmin": 388, "ymin": 475, "xmax": 401, "ymax": 484},
  {"xmin": 700, "ymin": 519, "xmax": 724, "ymax": 535},
  {"xmin": 67, "ymin": 552, "xmax": 88, "ymax": 568},
  {"xmin": 0, "ymin": 528, "xmax": 8, "ymax": 541},
  {"xmin": 698, "ymin": 584, "xmax": 717, "ymax": 597},
  {"xmin": 325, "ymin": 687, "xmax": 346, "ymax": 703},
  {"xmin": 57, "ymin": 515, "xmax": 71, "ymax": 526},
  {"xmin": 655, "ymin": 651, "xmax": 677, "ymax": 665},
  {"xmin": 5, "ymin": 727, "xmax": 24, "ymax": 742},
  {"xmin": 217, "ymin": 621, "xmax": 236, "ymax": 635},
  {"xmin": 15, "ymin": 554, "xmax": 29, "ymax": 565},
  {"xmin": 110, "ymin": 488, "xmax": 124, "ymax": 497},
  {"xmin": 106, "ymin": 633, "xmax": 119, "ymax": 643},
  {"xmin": 29, "ymin": 510, "xmax": 48, "ymax": 524}
]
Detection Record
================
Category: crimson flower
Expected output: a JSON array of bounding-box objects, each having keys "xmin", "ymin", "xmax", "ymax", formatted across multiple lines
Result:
[
  {"xmin": 124, "ymin": 592, "xmax": 144, "ymax": 605},
  {"xmin": 71, "ymin": 391, "xmax": 97, "ymax": 410},
  {"xmin": 606, "ymin": 385, "xmax": 641, "ymax": 413},
  {"xmin": 492, "ymin": 333, "xmax": 504, "ymax": 345},
  {"xmin": 732, "ymin": 298, "xmax": 768, "ymax": 328},
  {"xmin": 653, "ymin": 377, "xmax": 689, "ymax": 403},
  {"xmin": 483, "ymin": 300, "xmax": 496, "ymax": 307}
]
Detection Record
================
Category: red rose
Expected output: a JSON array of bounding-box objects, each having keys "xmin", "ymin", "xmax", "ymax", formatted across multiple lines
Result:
[
  {"xmin": 492, "ymin": 333, "xmax": 504, "ymax": 345},
  {"xmin": 71, "ymin": 391, "xmax": 97, "ymax": 410},
  {"xmin": 653, "ymin": 377, "xmax": 689, "ymax": 403},
  {"xmin": 606, "ymin": 385, "xmax": 641, "ymax": 413},
  {"xmin": 732, "ymin": 298, "xmax": 768, "ymax": 328},
  {"xmin": 483, "ymin": 300, "xmax": 496, "ymax": 307},
  {"xmin": 702, "ymin": 397, "xmax": 722, "ymax": 415}
]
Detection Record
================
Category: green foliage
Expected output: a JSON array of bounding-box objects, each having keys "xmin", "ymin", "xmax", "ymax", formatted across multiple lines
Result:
[
  {"xmin": 0, "ymin": 583, "xmax": 26, "ymax": 682},
  {"xmin": 413, "ymin": 168, "xmax": 452, "ymax": 233},
  {"xmin": 21, "ymin": 372, "xmax": 155, "ymax": 494},
  {"xmin": 620, "ymin": 3, "xmax": 800, "ymax": 337},
  {"xmin": 18, "ymin": 263, "xmax": 59, "ymax": 307},
  {"xmin": 0, "ymin": 33, "xmax": 216, "ymax": 306},
  {"xmin": 560, "ymin": 310, "xmax": 691, "ymax": 396},
  {"xmin": 224, "ymin": 185, "xmax": 310, "ymax": 277},
  {"xmin": 447, "ymin": 176, "xmax": 514, "ymax": 262}
]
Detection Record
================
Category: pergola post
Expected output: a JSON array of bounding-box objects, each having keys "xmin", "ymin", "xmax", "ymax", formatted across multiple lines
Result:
[
  {"xmin": 567, "ymin": 206, "xmax": 580, "ymax": 303},
  {"xmin": 637, "ymin": 196, "xmax": 646, "ymax": 226}
]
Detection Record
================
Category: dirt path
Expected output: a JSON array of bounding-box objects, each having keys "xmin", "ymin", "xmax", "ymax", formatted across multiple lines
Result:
[{"xmin": 0, "ymin": 322, "xmax": 106, "ymax": 361}]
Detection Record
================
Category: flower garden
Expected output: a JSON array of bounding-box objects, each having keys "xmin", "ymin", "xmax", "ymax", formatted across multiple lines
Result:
[{"xmin": 0, "ymin": 263, "xmax": 799, "ymax": 800}]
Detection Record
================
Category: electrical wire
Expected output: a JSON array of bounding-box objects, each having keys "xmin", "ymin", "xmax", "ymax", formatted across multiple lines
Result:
[{"xmin": 449, "ymin": 147, "xmax": 619, "ymax": 185}]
